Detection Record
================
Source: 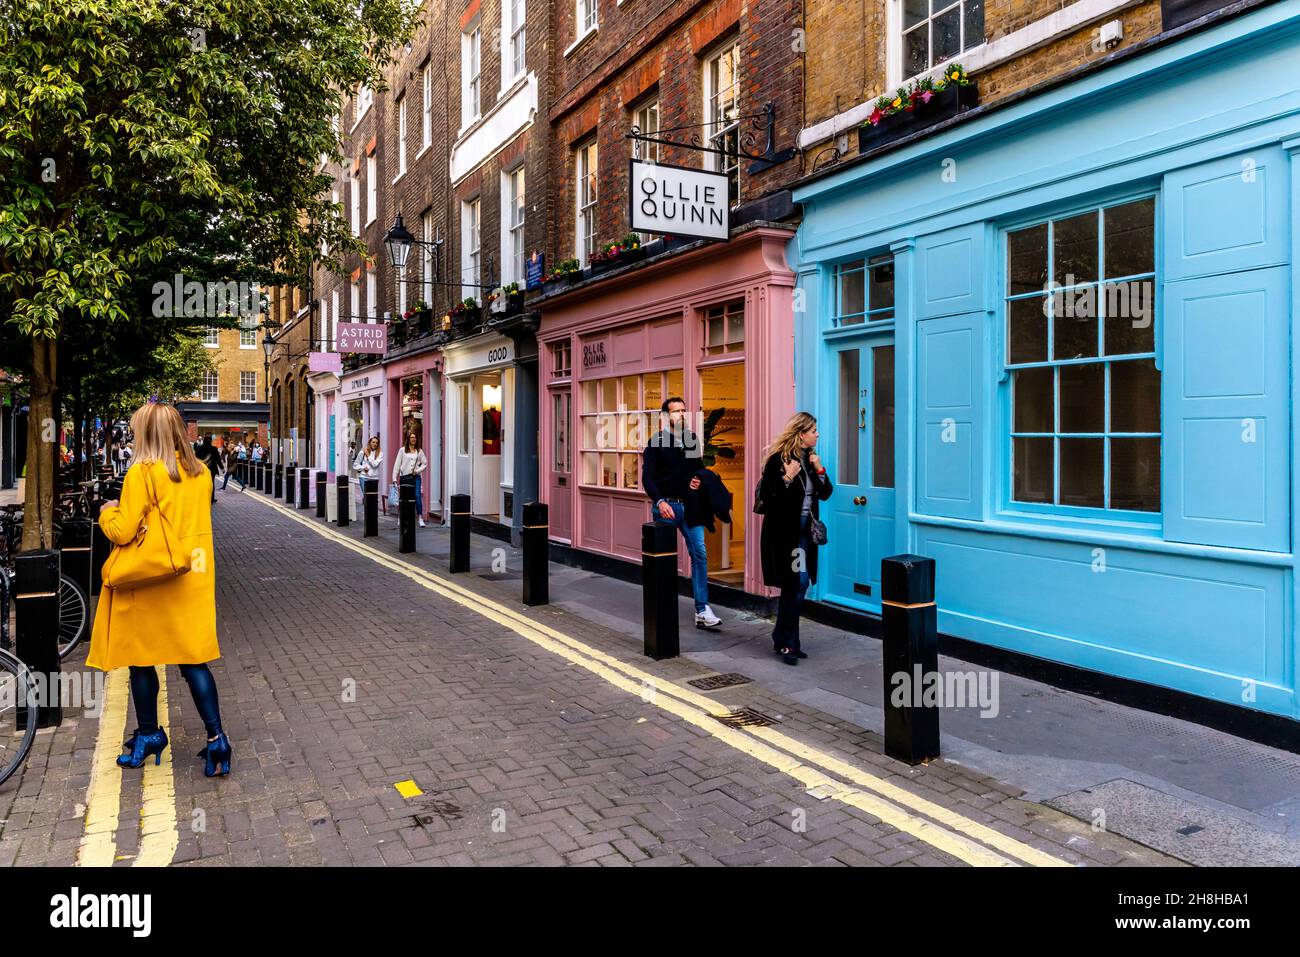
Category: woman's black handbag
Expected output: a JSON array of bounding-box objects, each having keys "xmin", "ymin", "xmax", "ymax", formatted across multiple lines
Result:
[
  {"xmin": 809, "ymin": 516, "xmax": 828, "ymax": 546},
  {"xmin": 752, "ymin": 478, "xmax": 766, "ymax": 514}
]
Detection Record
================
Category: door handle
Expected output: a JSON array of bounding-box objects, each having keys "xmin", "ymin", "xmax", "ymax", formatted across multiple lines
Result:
[
  {"xmin": 853, "ymin": 495, "xmax": 867, "ymax": 506},
  {"xmin": 859, "ymin": 408, "xmax": 866, "ymax": 430}
]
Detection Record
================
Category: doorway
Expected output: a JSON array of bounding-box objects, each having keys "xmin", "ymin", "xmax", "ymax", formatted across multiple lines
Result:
[
  {"xmin": 700, "ymin": 362, "xmax": 745, "ymax": 586},
  {"xmin": 824, "ymin": 337, "xmax": 895, "ymax": 611}
]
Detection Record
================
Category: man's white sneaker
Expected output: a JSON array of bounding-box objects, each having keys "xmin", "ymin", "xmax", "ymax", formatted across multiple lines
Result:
[{"xmin": 695, "ymin": 607, "xmax": 722, "ymax": 629}]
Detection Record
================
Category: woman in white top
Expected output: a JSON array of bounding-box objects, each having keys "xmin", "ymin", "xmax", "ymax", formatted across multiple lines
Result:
[
  {"xmin": 391, "ymin": 431, "xmax": 428, "ymax": 527},
  {"xmin": 354, "ymin": 435, "xmax": 386, "ymax": 514}
]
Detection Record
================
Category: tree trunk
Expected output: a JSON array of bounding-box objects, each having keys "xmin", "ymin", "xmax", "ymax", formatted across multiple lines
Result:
[{"xmin": 22, "ymin": 335, "xmax": 57, "ymax": 551}]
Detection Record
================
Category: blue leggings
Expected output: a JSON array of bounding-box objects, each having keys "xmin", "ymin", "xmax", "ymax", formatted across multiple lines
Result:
[{"xmin": 128, "ymin": 663, "xmax": 224, "ymax": 738}]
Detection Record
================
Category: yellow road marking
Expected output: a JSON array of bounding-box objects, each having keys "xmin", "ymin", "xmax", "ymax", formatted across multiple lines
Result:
[
  {"xmin": 251, "ymin": 493, "xmax": 1072, "ymax": 867},
  {"xmin": 135, "ymin": 668, "xmax": 179, "ymax": 867},
  {"xmin": 395, "ymin": 779, "xmax": 423, "ymax": 798},
  {"xmin": 78, "ymin": 667, "xmax": 129, "ymax": 867}
]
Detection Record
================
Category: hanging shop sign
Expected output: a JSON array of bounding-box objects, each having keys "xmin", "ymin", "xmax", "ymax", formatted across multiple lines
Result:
[
  {"xmin": 336, "ymin": 322, "xmax": 388, "ymax": 354},
  {"xmin": 445, "ymin": 336, "xmax": 514, "ymax": 376},
  {"xmin": 628, "ymin": 160, "xmax": 730, "ymax": 241},
  {"xmin": 309, "ymin": 351, "xmax": 342, "ymax": 373},
  {"xmin": 526, "ymin": 252, "xmax": 545, "ymax": 290}
]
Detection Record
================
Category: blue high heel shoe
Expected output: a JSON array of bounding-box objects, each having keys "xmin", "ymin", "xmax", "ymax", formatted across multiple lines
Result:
[
  {"xmin": 117, "ymin": 728, "xmax": 168, "ymax": 768},
  {"xmin": 196, "ymin": 732, "xmax": 232, "ymax": 777}
]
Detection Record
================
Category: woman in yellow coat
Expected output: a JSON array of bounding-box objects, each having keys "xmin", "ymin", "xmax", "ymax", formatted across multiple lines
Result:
[{"xmin": 87, "ymin": 401, "xmax": 231, "ymax": 776}]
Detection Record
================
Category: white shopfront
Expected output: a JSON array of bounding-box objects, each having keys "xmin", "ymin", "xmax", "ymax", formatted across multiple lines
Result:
[
  {"xmin": 339, "ymin": 366, "xmax": 386, "ymax": 496},
  {"xmin": 442, "ymin": 332, "xmax": 515, "ymax": 525}
]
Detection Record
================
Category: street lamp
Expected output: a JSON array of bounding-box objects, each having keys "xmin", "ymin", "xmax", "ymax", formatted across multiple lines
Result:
[{"xmin": 383, "ymin": 214, "xmax": 417, "ymax": 271}]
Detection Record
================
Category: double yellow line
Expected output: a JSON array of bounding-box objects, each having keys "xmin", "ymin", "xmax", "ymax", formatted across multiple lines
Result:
[{"xmin": 245, "ymin": 493, "xmax": 1071, "ymax": 868}]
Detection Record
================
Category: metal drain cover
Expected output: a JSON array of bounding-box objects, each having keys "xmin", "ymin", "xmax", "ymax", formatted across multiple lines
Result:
[
  {"xmin": 687, "ymin": 673, "xmax": 753, "ymax": 691},
  {"xmin": 715, "ymin": 707, "xmax": 779, "ymax": 729}
]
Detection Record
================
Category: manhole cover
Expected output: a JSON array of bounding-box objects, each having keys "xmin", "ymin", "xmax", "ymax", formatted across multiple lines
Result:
[
  {"xmin": 715, "ymin": 707, "xmax": 779, "ymax": 729},
  {"xmin": 687, "ymin": 673, "xmax": 753, "ymax": 691}
]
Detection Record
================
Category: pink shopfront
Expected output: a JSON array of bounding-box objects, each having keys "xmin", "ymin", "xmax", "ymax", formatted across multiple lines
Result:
[{"xmin": 536, "ymin": 226, "xmax": 797, "ymax": 597}]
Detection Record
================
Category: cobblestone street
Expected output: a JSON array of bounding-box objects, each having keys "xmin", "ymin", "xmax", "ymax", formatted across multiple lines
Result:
[{"xmin": 0, "ymin": 491, "xmax": 1180, "ymax": 867}]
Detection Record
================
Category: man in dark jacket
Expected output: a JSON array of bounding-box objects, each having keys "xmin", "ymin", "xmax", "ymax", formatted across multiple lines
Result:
[
  {"xmin": 196, "ymin": 437, "xmax": 220, "ymax": 503},
  {"xmin": 643, "ymin": 397, "xmax": 721, "ymax": 629}
]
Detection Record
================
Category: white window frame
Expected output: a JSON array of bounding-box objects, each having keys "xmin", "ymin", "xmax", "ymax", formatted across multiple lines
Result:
[
  {"xmin": 889, "ymin": 0, "xmax": 985, "ymax": 86},
  {"xmin": 353, "ymin": 84, "xmax": 373, "ymax": 130},
  {"xmin": 396, "ymin": 97, "xmax": 407, "ymax": 178},
  {"xmin": 350, "ymin": 175, "xmax": 361, "ymax": 237},
  {"xmin": 203, "ymin": 326, "xmax": 220, "ymax": 348},
  {"xmin": 633, "ymin": 99, "xmax": 661, "ymax": 243},
  {"xmin": 240, "ymin": 370, "xmax": 257, "ymax": 403},
  {"xmin": 577, "ymin": 0, "xmax": 598, "ymax": 38},
  {"xmin": 505, "ymin": 0, "xmax": 527, "ymax": 85},
  {"xmin": 461, "ymin": 198, "xmax": 481, "ymax": 301},
  {"xmin": 422, "ymin": 210, "xmax": 435, "ymax": 305},
  {"xmin": 366, "ymin": 154, "xmax": 377, "ymax": 226},
  {"xmin": 239, "ymin": 314, "xmax": 256, "ymax": 348},
  {"xmin": 704, "ymin": 40, "xmax": 741, "ymax": 207},
  {"xmin": 398, "ymin": 260, "xmax": 408, "ymax": 317},
  {"xmin": 200, "ymin": 370, "xmax": 219, "ymax": 402},
  {"xmin": 462, "ymin": 24, "xmax": 482, "ymax": 128},
  {"xmin": 575, "ymin": 140, "xmax": 597, "ymax": 266},
  {"xmin": 422, "ymin": 64, "xmax": 433, "ymax": 151},
  {"xmin": 366, "ymin": 270, "xmax": 376, "ymax": 321},
  {"xmin": 330, "ymin": 290, "xmax": 340, "ymax": 349},
  {"xmin": 502, "ymin": 166, "xmax": 526, "ymax": 286},
  {"xmin": 350, "ymin": 279, "xmax": 360, "ymax": 324}
]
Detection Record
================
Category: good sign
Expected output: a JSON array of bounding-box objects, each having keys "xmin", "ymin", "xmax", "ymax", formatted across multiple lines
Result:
[{"xmin": 629, "ymin": 160, "xmax": 730, "ymax": 241}]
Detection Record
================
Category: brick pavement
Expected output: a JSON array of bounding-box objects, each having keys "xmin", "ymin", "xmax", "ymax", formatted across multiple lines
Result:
[{"xmin": 0, "ymin": 491, "xmax": 1179, "ymax": 866}]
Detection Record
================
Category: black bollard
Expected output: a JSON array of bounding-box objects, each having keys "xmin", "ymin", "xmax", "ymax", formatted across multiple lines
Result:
[
  {"xmin": 59, "ymin": 518, "xmax": 93, "ymax": 604},
  {"xmin": 398, "ymin": 476, "xmax": 416, "ymax": 553},
  {"xmin": 253, "ymin": 460, "xmax": 263, "ymax": 492},
  {"xmin": 89, "ymin": 501, "xmax": 110, "ymax": 594},
  {"xmin": 363, "ymin": 477, "xmax": 378, "ymax": 537},
  {"xmin": 315, "ymin": 471, "xmax": 327, "ymax": 518},
  {"xmin": 641, "ymin": 522, "xmax": 679, "ymax": 660},
  {"xmin": 285, "ymin": 464, "xmax": 296, "ymax": 506},
  {"xmin": 336, "ymin": 474, "xmax": 350, "ymax": 527},
  {"xmin": 298, "ymin": 468, "xmax": 311, "ymax": 510},
  {"xmin": 881, "ymin": 554, "xmax": 941, "ymax": 765},
  {"xmin": 449, "ymin": 493, "xmax": 471, "ymax": 573},
  {"xmin": 521, "ymin": 502, "xmax": 548, "ymax": 606},
  {"xmin": 14, "ymin": 550, "xmax": 62, "ymax": 728},
  {"xmin": 274, "ymin": 462, "xmax": 284, "ymax": 498}
]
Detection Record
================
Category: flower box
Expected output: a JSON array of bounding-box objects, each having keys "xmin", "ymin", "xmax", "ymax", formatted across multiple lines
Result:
[
  {"xmin": 1160, "ymin": 0, "xmax": 1232, "ymax": 30},
  {"xmin": 858, "ymin": 80, "xmax": 979, "ymax": 155}
]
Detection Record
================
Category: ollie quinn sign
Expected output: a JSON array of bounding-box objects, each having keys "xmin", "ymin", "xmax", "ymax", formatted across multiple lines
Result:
[{"xmin": 628, "ymin": 160, "xmax": 729, "ymax": 241}]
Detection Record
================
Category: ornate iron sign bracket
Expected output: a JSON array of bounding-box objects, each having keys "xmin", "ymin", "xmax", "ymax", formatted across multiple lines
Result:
[{"xmin": 627, "ymin": 101, "xmax": 796, "ymax": 175}]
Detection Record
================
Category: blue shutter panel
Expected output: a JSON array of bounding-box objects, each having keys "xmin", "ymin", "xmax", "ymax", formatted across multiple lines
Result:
[
  {"xmin": 1161, "ymin": 152, "xmax": 1290, "ymax": 552},
  {"xmin": 916, "ymin": 312, "xmax": 984, "ymax": 520}
]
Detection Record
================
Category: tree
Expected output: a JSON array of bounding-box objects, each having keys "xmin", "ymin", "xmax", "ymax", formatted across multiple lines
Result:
[{"xmin": 0, "ymin": 0, "xmax": 415, "ymax": 548}]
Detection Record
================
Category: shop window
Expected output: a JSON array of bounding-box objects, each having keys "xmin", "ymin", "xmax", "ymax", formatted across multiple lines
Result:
[
  {"xmin": 458, "ymin": 382, "xmax": 470, "ymax": 456},
  {"xmin": 552, "ymin": 392, "xmax": 571, "ymax": 472},
  {"xmin": 704, "ymin": 301, "xmax": 744, "ymax": 356},
  {"xmin": 1006, "ymin": 197, "xmax": 1159, "ymax": 513},
  {"xmin": 552, "ymin": 340, "xmax": 572, "ymax": 379},
  {"xmin": 401, "ymin": 376, "xmax": 423, "ymax": 446},
  {"xmin": 833, "ymin": 255, "xmax": 894, "ymax": 326},
  {"xmin": 579, "ymin": 370, "xmax": 682, "ymax": 489},
  {"xmin": 899, "ymin": 0, "xmax": 984, "ymax": 82}
]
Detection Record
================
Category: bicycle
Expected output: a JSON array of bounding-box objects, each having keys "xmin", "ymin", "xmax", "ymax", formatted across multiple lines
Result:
[
  {"xmin": 0, "ymin": 643, "xmax": 39, "ymax": 786},
  {"xmin": 0, "ymin": 506, "xmax": 90, "ymax": 661}
]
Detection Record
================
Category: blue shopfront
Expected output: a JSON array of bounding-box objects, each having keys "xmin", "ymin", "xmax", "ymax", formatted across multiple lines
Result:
[{"xmin": 790, "ymin": 3, "xmax": 1300, "ymax": 722}]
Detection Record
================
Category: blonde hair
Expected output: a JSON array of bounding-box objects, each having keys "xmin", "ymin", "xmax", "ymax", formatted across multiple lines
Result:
[
  {"xmin": 128, "ymin": 402, "xmax": 205, "ymax": 482},
  {"xmin": 766, "ymin": 412, "xmax": 818, "ymax": 464}
]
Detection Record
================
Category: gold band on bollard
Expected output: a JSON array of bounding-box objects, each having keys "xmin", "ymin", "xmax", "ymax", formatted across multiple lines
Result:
[
  {"xmin": 881, "ymin": 599, "xmax": 936, "ymax": 610},
  {"xmin": 642, "ymin": 551, "xmax": 677, "ymax": 558},
  {"xmin": 451, "ymin": 511, "xmax": 471, "ymax": 516},
  {"xmin": 522, "ymin": 524, "xmax": 549, "ymax": 529},
  {"xmin": 61, "ymin": 546, "xmax": 90, "ymax": 552},
  {"xmin": 15, "ymin": 591, "xmax": 58, "ymax": 599}
]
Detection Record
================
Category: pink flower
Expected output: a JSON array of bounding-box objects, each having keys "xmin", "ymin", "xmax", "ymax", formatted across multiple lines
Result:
[{"xmin": 921, "ymin": 90, "xmax": 933, "ymax": 103}]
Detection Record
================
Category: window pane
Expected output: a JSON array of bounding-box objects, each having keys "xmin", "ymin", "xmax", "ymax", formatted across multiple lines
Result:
[
  {"xmin": 1103, "ymin": 280, "xmax": 1155, "ymax": 355},
  {"xmin": 1110, "ymin": 437, "xmax": 1161, "ymax": 511},
  {"xmin": 1059, "ymin": 363, "xmax": 1104, "ymax": 433},
  {"xmin": 839, "ymin": 264, "xmax": 864, "ymax": 322},
  {"xmin": 1110, "ymin": 360, "xmax": 1160, "ymax": 433},
  {"xmin": 932, "ymin": 6, "xmax": 961, "ymax": 62},
  {"xmin": 582, "ymin": 451, "xmax": 597, "ymax": 485},
  {"xmin": 1013, "ymin": 367, "xmax": 1053, "ymax": 433},
  {"xmin": 1013, "ymin": 437, "xmax": 1053, "ymax": 503},
  {"xmin": 644, "ymin": 375, "xmax": 663, "ymax": 412},
  {"xmin": 707, "ymin": 316, "xmax": 725, "ymax": 352},
  {"xmin": 1054, "ymin": 211, "xmax": 1098, "ymax": 285},
  {"xmin": 582, "ymin": 380, "xmax": 596, "ymax": 409},
  {"xmin": 904, "ymin": 0, "xmax": 927, "ymax": 28},
  {"xmin": 1059, "ymin": 438, "xmax": 1104, "ymax": 508},
  {"xmin": 582, "ymin": 415, "xmax": 599, "ymax": 448},
  {"xmin": 872, "ymin": 346, "xmax": 895, "ymax": 488},
  {"xmin": 1103, "ymin": 198, "xmax": 1155, "ymax": 279},
  {"xmin": 601, "ymin": 452, "xmax": 618, "ymax": 487},
  {"xmin": 868, "ymin": 259, "xmax": 895, "ymax": 317},
  {"xmin": 667, "ymin": 369, "xmax": 684, "ymax": 399},
  {"xmin": 600, "ymin": 378, "xmax": 617, "ymax": 411},
  {"xmin": 963, "ymin": 0, "xmax": 984, "ymax": 48},
  {"xmin": 1008, "ymin": 296, "xmax": 1048, "ymax": 363},
  {"xmin": 1008, "ymin": 223, "xmax": 1048, "ymax": 296},
  {"xmin": 838, "ymin": 350, "xmax": 859, "ymax": 486},
  {"xmin": 905, "ymin": 25, "xmax": 928, "ymax": 77},
  {"xmin": 1052, "ymin": 296, "xmax": 1098, "ymax": 360},
  {"xmin": 620, "ymin": 375, "xmax": 640, "ymax": 409},
  {"xmin": 621, "ymin": 453, "xmax": 639, "ymax": 489}
]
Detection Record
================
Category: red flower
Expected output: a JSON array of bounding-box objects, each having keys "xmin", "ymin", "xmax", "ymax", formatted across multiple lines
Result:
[{"xmin": 869, "ymin": 108, "xmax": 884, "ymax": 126}]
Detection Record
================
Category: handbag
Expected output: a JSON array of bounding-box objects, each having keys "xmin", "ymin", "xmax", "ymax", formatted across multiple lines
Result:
[
  {"xmin": 102, "ymin": 466, "xmax": 192, "ymax": 590},
  {"xmin": 387, "ymin": 484, "xmax": 399, "ymax": 509},
  {"xmin": 752, "ymin": 477, "xmax": 766, "ymax": 515},
  {"xmin": 809, "ymin": 516, "xmax": 828, "ymax": 546}
]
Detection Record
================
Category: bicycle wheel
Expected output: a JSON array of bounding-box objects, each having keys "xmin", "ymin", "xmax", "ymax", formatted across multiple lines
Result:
[
  {"xmin": 0, "ymin": 648, "xmax": 39, "ymax": 786},
  {"xmin": 57, "ymin": 575, "xmax": 89, "ymax": 660}
]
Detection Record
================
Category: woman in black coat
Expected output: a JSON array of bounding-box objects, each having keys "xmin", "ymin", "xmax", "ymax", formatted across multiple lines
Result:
[{"xmin": 758, "ymin": 412, "xmax": 833, "ymax": 664}]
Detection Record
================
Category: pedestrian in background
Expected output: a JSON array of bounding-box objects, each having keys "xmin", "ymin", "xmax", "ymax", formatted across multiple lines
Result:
[
  {"xmin": 88, "ymin": 401, "xmax": 232, "ymax": 777},
  {"xmin": 354, "ymin": 435, "xmax": 385, "ymax": 515},
  {"xmin": 195, "ymin": 437, "xmax": 219, "ymax": 503},
  {"xmin": 221, "ymin": 439, "xmax": 247, "ymax": 492},
  {"xmin": 391, "ymin": 431, "xmax": 428, "ymax": 527},
  {"xmin": 757, "ymin": 412, "xmax": 832, "ymax": 665}
]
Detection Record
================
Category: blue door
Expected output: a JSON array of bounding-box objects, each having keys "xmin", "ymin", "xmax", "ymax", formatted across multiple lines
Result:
[{"xmin": 824, "ymin": 337, "xmax": 896, "ymax": 611}]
